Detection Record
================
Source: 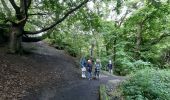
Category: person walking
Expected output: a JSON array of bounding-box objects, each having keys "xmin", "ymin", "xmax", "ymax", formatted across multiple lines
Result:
[
  {"xmin": 107, "ymin": 60, "xmax": 113, "ymax": 74},
  {"xmin": 94, "ymin": 59, "xmax": 101, "ymax": 79},
  {"xmin": 80, "ymin": 56, "xmax": 86, "ymax": 78},
  {"xmin": 86, "ymin": 59, "xmax": 93, "ymax": 80}
]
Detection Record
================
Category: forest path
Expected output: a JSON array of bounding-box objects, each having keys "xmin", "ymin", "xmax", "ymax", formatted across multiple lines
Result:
[
  {"xmin": 23, "ymin": 41, "xmax": 124, "ymax": 100},
  {"xmin": 0, "ymin": 41, "xmax": 124, "ymax": 100}
]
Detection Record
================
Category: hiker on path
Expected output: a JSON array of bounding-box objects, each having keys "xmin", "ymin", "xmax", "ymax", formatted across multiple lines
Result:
[
  {"xmin": 94, "ymin": 59, "xmax": 101, "ymax": 79},
  {"xmin": 80, "ymin": 56, "xmax": 86, "ymax": 78},
  {"xmin": 107, "ymin": 60, "xmax": 113, "ymax": 74},
  {"xmin": 86, "ymin": 59, "xmax": 93, "ymax": 80}
]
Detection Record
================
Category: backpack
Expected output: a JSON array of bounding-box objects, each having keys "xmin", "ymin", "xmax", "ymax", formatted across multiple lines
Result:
[{"xmin": 95, "ymin": 63, "xmax": 100, "ymax": 71}]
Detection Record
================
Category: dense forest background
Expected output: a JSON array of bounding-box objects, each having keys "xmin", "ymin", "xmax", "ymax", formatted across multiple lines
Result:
[
  {"xmin": 0, "ymin": 0, "xmax": 170, "ymax": 99},
  {"xmin": 45, "ymin": 0, "xmax": 170, "ymax": 76}
]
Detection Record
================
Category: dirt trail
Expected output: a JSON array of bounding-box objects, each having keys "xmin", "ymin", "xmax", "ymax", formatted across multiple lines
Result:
[{"xmin": 0, "ymin": 41, "xmax": 124, "ymax": 100}]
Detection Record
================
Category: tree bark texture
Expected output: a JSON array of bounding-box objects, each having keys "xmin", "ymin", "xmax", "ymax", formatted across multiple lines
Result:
[
  {"xmin": 9, "ymin": 26, "xmax": 22, "ymax": 53},
  {"xmin": 6, "ymin": 0, "xmax": 88, "ymax": 53}
]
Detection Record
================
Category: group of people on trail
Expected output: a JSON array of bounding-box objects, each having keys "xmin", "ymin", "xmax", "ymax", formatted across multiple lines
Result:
[
  {"xmin": 80, "ymin": 57, "xmax": 113, "ymax": 80},
  {"xmin": 80, "ymin": 57, "xmax": 100, "ymax": 80}
]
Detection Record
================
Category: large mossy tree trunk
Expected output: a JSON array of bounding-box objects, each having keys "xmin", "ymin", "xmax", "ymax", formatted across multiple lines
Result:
[
  {"xmin": 5, "ymin": 0, "xmax": 89, "ymax": 54},
  {"xmin": 9, "ymin": 25, "xmax": 23, "ymax": 53}
]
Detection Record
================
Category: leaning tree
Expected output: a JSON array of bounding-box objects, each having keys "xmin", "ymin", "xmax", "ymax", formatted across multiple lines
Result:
[{"xmin": 0, "ymin": 0, "xmax": 89, "ymax": 53}]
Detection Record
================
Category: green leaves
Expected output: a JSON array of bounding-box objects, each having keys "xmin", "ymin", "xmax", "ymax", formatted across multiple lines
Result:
[
  {"xmin": 120, "ymin": 68, "xmax": 170, "ymax": 100},
  {"xmin": 23, "ymin": 0, "xmax": 170, "ymax": 76},
  {"xmin": 146, "ymin": 0, "xmax": 161, "ymax": 7},
  {"xmin": 115, "ymin": 0, "xmax": 122, "ymax": 14}
]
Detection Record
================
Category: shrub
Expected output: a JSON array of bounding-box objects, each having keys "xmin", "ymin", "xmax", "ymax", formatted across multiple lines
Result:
[
  {"xmin": 120, "ymin": 68, "xmax": 170, "ymax": 100},
  {"xmin": 115, "ymin": 59, "xmax": 152, "ymax": 76},
  {"xmin": 65, "ymin": 46, "xmax": 79, "ymax": 57},
  {"xmin": 100, "ymin": 84, "xmax": 110, "ymax": 100}
]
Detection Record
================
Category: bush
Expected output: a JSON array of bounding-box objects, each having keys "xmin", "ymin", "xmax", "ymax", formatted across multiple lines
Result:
[
  {"xmin": 100, "ymin": 84, "xmax": 110, "ymax": 100},
  {"xmin": 119, "ymin": 68, "xmax": 170, "ymax": 100},
  {"xmin": 100, "ymin": 57, "xmax": 110, "ymax": 71},
  {"xmin": 65, "ymin": 46, "xmax": 79, "ymax": 57},
  {"xmin": 115, "ymin": 59, "xmax": 152, "ymax": 76}
]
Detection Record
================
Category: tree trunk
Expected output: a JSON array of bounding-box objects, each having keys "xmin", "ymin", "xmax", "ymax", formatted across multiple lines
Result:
[
  {"xmin": 135, "ymin": 25, "xmax": 142, "ymax": 60},
  {"xmin": 106, "ymin": 44, "xmax": 110, "ymax": 56},
  {"xmin": 96, "ymin": 42, "xmax": 100, "ymax": 57},
  {"xmin": 9, "ymin": 26, "xmax": 22, "ymax": 53},
  {"xmin": 112, "ymin": 38, "xmax": 117, "ymax": 67}
]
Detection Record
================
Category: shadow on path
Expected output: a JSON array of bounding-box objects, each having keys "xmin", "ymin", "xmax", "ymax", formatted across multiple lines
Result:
[{"xmin": 22, "ymin": 42, "xmax": 124, "ymax": 100}]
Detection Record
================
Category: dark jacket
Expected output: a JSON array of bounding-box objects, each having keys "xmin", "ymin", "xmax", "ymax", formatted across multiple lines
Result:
[
  {"xmin": 87, "ymin": 63, "xmax": 92, "ymax": 72},
  {"xmin": 107, "ymin": 64, "xmax": 112, "ymax": 69}
]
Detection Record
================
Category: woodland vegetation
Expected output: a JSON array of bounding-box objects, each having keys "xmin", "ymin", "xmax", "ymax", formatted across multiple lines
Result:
[{"xmin": 0, "ymin": 0, "xmax": 170, "ymax": 99}]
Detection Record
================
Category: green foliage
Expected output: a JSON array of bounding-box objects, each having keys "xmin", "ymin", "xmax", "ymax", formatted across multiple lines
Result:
[
  {"xmin": 100, "ymin": 84, "xmax": 110, "ymax": 100},
  {"xmin": 115, "ymin": 53, "xmax": 152, "ymax": 75},
  {"xmin": 43, "ymin": 1, "xmax": 170, "ymax": 74},
  {"xmin": 65, "ymin": 46, "xmax": 79, "ymax": 57},
  {"xmin": 120, "ymin": 2, "xmax": 170, "ymax": 69},
  {"xmin": 0, "ymin": 12, "xmax": 5, "ymax": 23},
  {"xmin": 30, "ymin": 0, "xmax": 170, "ymax": 78},
  {"xmin": 120, "ymin": 68, "xmax": 170, "ymax": 100},
  {"xmin": 160, "ymin": 47, "xmax": 170, "ymax": 68}
]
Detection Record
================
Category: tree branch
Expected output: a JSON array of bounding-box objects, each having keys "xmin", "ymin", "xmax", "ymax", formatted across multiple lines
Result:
[
  {"xmin": 4, "ymin": 16, "xmax": 26, "ymax": 25},
  {"xmin": 150, "ymin": 33, "xmax": 170, "ymax": 45},
  {"xmin": 141, "ymin": 9, "xmax": 158, "ymax": 25},
  {"xmin": 141, "ymin": 33, "xmax": 170, "ymax": 52},
  {"xmin": 27, "ymin": 0, "xmax": 32, "ymax": 9},
  {"xmin": 9, "ymin": 0, "xmax": 20, "ymax": 11},
  {"xmin": 28, "ymin": 13, "xmax": 49, "ymax": 16},
  {"xmin": 1, "ymin": 0, "xmax": 11, "ymax": 17},
  {"xmin": 23, "ymin": 0, "xmax": 32, "ymax": 14},
  {"xmin": 3, "ymin": 18, "xmax": 16, "ymax": 24},
  {"xmin": 118, "ymin": 9, "xmax": 130, "ymax": 27},
  {"xmin": 22, "ymin": 30, "xmax": 54, "ymax": 42},
  {"xmin": 17, "ymin": 0, "xmax": 30, "ymax": 24},
  {"xmin": 25, "ymin": 0, "xmax": 89, "ymax": 35},
  {"xmin": 22, "ymin": 35, "xmax": 43, "ymax": 42},
  {"xmin": 20, "ymin": 0, "xmax": 27, "ymax": 15},
  {"xmin": 16, "ymin": 16, "xmax": 27, "ymax": 24}
]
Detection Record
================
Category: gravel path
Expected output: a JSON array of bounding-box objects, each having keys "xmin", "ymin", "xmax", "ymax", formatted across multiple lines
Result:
[
  {"xmin": 23, "ymin": 74, "xmax": 124, "ymax": 100},
  {"xmin": 0, "ymin": 41, "xmax": 124, "ymax": 100}
]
